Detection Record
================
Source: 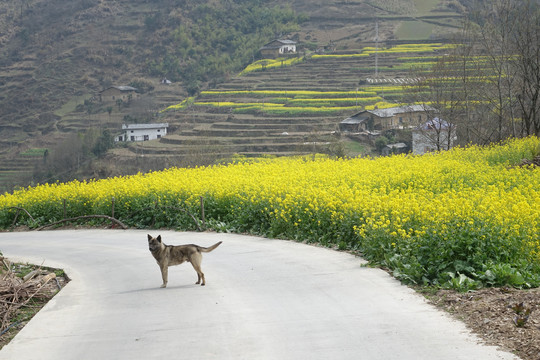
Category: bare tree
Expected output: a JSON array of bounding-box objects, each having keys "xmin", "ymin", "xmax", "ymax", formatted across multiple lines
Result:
[
  {"xmin": 465, "ymin": 0, "xmax": 540, "ymax": 138},
  {"xmin": 474, "ymin": 0, "xmax": 520, "ymax": 140},
  {"xmin": 411, "ymin": 0, "xmax": 540, "ymax": 143},
  {"xmin": 404, "ymin": 56, "xmax": 462, "ymax": 150},
  {"xmin": 511, "ymin": 0, "xmax": 540, "ymax": 136}
]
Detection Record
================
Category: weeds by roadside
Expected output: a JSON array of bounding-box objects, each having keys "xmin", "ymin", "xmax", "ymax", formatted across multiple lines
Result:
[{"xmin": 0, "ymin": 254, "xmax": 68, "ymax": 350}]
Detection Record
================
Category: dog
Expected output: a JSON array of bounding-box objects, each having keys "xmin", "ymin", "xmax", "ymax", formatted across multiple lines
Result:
[{"xmin": 148, "ymin": 234, "xmax": 222, "ymax": 288}]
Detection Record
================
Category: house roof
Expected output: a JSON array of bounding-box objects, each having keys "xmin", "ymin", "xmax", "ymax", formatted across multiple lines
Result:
[
  {"xmin": 275, "ymin": 39, "xmax": 296, "ymax": 45},
  {"xmin": 341, "ymin": 118, "xmax": 365, "ymax": 125},
  {"xmin": 418, "ymin": 117, "xmax": 453, "ymax": 131},
  {"xmin": 386, "ymin": 142, "xmax": 408, "ymax": 149},
  {"xmin": 260, "ymin": 39, "xmax": 297, "ymax": 50},
  {"xmin": 102, "ymin": 86, "xmax": 138, "ymax": 93},
  {"xmin": 368, "ymin": 105, "xmax": 435, "ymax": 118},
  {"xmin": 122, "ymin": 123, "xmax": 168, "ymax": 130},
  {"xmin": 340, "ymin": 111, "xmax": 370, "ymax": 124},
  {"xmin": 341, "ymin": 105, "xmax": 435, "ymax": 123}
]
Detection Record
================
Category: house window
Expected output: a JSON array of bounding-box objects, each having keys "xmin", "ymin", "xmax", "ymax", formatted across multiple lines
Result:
[
  {"xmin": 144, "ymin": 135, "xmax": 149, "ymax": 141},
  {"xmin": 157, "ymin": 135, "xmax": 161, "ymax": 139},
  {"xmin": 130, "ymin": 136, "xmax": 135, "ymax": 141},
  {"xmin": 399, "ymin": 117, "xmax": 403, "ymax": 124}
]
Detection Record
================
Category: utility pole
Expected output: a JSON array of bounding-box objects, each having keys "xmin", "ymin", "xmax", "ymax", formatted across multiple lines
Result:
[{"xmin": 375, "ymin": 20, "xmax": 379, "ymax": 78}]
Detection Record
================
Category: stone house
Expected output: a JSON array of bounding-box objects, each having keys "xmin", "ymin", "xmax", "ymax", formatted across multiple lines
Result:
[
  {"xmin": 339, "ymin": 112, "xmax": 370, "ymax": 132},
  {"xmin": 340, "ymin": 105, "xmax": 436, "ymax": 132},
  {"xmin": 115, "ymin": 123, "xmax": 168, "ymax": 142},
  {"xmin": 100, "ymin": 86, "xmax": 139, "ymax": 103}
]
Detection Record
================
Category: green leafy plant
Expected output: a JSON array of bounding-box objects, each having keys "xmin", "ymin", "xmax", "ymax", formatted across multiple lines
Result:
[{"xmin": 510, "ymin": 302, "xmax": 533, "ymax": 327}]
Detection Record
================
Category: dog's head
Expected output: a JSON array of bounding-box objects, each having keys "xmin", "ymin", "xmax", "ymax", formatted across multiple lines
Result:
[{"xmin": 148, "ymin": 234, "xmax": 162, "ymax": 252}]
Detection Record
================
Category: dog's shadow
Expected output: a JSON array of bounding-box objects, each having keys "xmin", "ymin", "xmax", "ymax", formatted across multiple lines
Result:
[{"xmin": 118, "ymin": 284, "xmax": 198, "ymax": 294}]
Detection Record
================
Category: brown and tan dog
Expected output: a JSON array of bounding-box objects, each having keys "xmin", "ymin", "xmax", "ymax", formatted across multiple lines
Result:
[{"xmin": 148, "ymin": 234, "xmax": 222, "ymax": 288}]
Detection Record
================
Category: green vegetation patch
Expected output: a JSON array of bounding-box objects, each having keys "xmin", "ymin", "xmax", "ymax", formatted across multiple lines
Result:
[
  {"xmin": 54, "ymin": 94, "xmax": 93, "ymax": 117},
  {"xmin": 412, "ymin": 0, "xmax": 440, "ymax": 15},
  {"xmin": 239, "ymin": 57, "xmax": 304, "ymax": 75},
  {"xmin": 20, "ymin": 149, "xmax": 48, "ymax": 157},
  {"xmin": 396, "ymin": 21, "xmax": 436, "ymax": 40}
]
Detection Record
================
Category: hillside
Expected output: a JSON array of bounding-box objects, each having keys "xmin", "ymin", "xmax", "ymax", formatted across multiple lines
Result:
[
  {"xmin": 0, "ymin": 0, "xmax": 465, "ymax": 193},
  {"xmin": 130, "ymin": 42, "xmax": 452, "ymax": 170}
]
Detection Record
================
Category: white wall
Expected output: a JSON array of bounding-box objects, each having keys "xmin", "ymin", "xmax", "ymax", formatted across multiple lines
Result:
[
  {"xmin": 279, "ymin": 45, "xmax": 296, "ymax": 54},
  {"xmin": 117, "ymin": 127, "xmax": 167, "ymax": 142}
]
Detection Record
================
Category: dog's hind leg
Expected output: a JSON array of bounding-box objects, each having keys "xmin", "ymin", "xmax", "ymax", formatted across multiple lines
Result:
[
  {"xmin": 190, "ymin": 254, "xmax": 206, "ymax": 286},
  {"xmin": 196, "ymin": 271, "xmax": 203, "ymax": 285}
]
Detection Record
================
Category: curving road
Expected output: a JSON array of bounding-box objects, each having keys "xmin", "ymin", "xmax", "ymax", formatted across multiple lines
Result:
[{"xmin": 0, "ymin": 230, "xmax": 518, "ymax": 360}]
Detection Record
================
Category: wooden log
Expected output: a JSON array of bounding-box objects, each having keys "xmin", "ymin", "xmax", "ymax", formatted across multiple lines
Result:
[{"xmin": 35, "ymin": 215, "xmax": 128, "ymax": 231}]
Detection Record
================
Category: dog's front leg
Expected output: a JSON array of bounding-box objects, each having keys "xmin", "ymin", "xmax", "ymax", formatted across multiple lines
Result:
[{"xmin": 160, "ymin": 265, "xmax": 168, "ymax": 288}]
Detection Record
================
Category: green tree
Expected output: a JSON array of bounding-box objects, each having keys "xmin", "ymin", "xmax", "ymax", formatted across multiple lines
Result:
[
  {"xmin": 92, "ymin": 130, "xmax": 114, "ymax": 157},
  {"xmin": 143, "ymin": 1, "xmax": 303, "ymax": 84}
]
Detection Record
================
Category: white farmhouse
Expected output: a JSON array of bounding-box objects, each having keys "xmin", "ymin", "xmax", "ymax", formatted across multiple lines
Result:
[
  {"xmin": 259, "ymin": 39, "xmax": 297, "ymax": 58},
  {"xmin": 116, "ymin": 123, "xmax": 168, "ymax": 142}
]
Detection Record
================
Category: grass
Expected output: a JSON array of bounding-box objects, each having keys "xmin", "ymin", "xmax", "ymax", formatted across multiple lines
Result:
[
  {"xmin": 413, "ymin": 0, "xmax": 440, "ymax": 15},
  {"xmin": 239, "ymin": 57, "xmax": 304, "ymax": 75},
  {"xmin": 19, "ymin": 149, "xmax": 48, "ymax": 157},
  {"xmin": 54, "ymin": 94, "xmax": 93, "ymax": 117},
  {"xmin": 342, "ymin": 139, "xmax": 368, "ymax": 156},
  {"xmin": 397, "ymin": 21, "xmax": 436, "ymax": 40},
  {"xmin": 311, "ymin": 53, "xmax": 369, "ymax": 59}
]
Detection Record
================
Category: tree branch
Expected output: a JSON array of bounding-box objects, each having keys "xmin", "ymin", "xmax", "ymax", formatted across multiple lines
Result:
[{"xmin": 35, "ymin": 215, "xmax": 128, "ymax": 231}]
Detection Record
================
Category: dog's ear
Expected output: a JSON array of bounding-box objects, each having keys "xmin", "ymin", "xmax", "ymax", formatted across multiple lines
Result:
[
  {"xmin": 147, "ymin": 234, "xmax": 152, "ymax": 241},
  {"xmin": 157, "ymin": 235, "xmax": 162, "ymax": 243}
]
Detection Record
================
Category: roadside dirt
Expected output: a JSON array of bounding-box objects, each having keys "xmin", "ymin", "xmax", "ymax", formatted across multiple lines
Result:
[{"xmin": 427, "ymin": 287, "xmax": 540, "ymax": 360}]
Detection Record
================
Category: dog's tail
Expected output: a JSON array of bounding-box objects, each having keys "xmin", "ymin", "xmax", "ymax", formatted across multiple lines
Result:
[{"xmin": 199, "ymin": 241, "xmax": 222, "ymax": 253}]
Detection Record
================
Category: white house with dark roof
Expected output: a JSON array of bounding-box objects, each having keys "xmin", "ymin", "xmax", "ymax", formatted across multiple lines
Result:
[
  {"xmin": 259, "ymin": 39, "xmax": 297, "ymax": 58},
  {"xmin": 116, "ymin": 123, "xmax": 168, "ymax": 142}
]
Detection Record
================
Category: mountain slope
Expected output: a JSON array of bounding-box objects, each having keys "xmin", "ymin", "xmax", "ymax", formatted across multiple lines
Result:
[{"xmin": 0, "ymin": 0, "xmax": 464, "ymax": 192}]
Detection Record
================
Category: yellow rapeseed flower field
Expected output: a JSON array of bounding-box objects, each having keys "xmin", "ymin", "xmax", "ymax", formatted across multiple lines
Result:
[{"xmin": 1, "ymin": 137, "xmax": 539, "ymax": 289}]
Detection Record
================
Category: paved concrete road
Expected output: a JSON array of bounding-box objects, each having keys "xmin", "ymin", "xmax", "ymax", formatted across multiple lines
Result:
[{"xmin": 0, "ymin": 230, "xmax": 518, "ymax": 360}]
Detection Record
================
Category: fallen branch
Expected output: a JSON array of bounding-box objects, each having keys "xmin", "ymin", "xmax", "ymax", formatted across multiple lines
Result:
[
  {"xmin": 40, "ymin": 273, "xmax": 56, "ymax": 286},
  {"xmin": 7, "ymin": 207, "xmax": 35, "ymax": 228},
  {"xmin": 22, "ymin": 270, "xmax": 48, "ymax": 283},
  {"xmin": 1, "ymin": 258, "xmax": 10, "ymax": 272},
  {"xmin": 35, "ymin": 215, "xmax": 128, "ymax": 231}
]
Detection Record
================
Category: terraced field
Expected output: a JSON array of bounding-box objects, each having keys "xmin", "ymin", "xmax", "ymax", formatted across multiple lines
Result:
[
  {"xmin": 141, "ymin": 43, "xmax": 452, "ymax": 161},
  {"xmin": 0, "ymin": 42, "xmax": 456, "ymax": 192}
]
